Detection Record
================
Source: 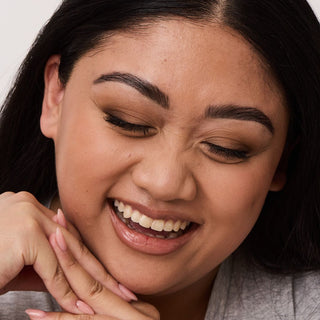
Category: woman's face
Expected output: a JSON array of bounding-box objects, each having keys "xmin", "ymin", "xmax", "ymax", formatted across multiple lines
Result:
[{"xmin": 41, "ymin": 20, "xmax": 288, "ymax": 295}]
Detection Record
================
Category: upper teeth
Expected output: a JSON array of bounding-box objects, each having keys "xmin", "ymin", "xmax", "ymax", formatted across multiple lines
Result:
[{"xmin": 114, "ymin": 200, "xmax": 190, "ymax": 232}]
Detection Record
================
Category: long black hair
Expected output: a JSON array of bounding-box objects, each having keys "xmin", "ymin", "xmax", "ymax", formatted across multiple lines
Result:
[{"xmin": 1, "ymin": 0, "xmax": 320, "ymax": 273}]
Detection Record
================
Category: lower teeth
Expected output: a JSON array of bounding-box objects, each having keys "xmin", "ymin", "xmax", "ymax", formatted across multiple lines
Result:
[{"xmin": 114, "ymin": 207, "xmax": 186, "ymax": 239}]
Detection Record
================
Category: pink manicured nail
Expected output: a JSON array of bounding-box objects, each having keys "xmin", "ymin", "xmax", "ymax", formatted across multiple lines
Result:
[
  {"xmin": 118, "ymin": 283, "xmax": 138, "ymax": 301},
  {"xmin": 25, "ymin": 309, "xmax": 46, "ymax": 319},
  {"xmin": 56, "ymin": 227, "xmax": 67, "ymax": 251},
  {"xmin": 52, "ymin": 215, "xmax": 58, "ymax": 223},
  {"xmin": 76, "ymin": 300, "xmax": 95, "ymax": 315},
  {"xmin": 57, "ymin": 208, "xmax": 68, "ymax": 228}
]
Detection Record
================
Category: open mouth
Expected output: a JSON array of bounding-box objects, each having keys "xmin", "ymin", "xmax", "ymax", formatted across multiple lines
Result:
[{"xmin": 111, "ymin": 199, "xmax": 194, "ymax": 240}]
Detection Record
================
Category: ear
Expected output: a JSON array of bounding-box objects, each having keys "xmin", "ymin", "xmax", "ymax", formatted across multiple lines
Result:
[
  {"xmin": 40, "ymin": 55, "xmax": 65, "ymax": 140},
  {"xmin": 269, "ymin": 149, "xmax": 289, "ymax": 192},
  {"xmin": 269, "ymin": 169, "xmax": 286, "ymax": 192}
]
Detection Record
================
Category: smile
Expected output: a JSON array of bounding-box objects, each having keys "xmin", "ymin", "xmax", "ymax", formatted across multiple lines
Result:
[
  {"xmin": 108, "ymin": 199, "xmax": 199, "ymax": 255},
  {"xmin": 113, "ymin": 200, "xmax": 192, "ymax": 239}
]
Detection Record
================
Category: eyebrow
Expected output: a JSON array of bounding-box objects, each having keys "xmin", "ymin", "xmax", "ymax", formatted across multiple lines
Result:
[
  {"xmin": 94, "ymin": 72, "xmax": 274, "ymax": 134},
  {"xmin": 94, "ymin": 72, "xmax": 169, "ymax": 109},
  {"xmin": 205, "ymin": 105, "xmax": 274, "ymax": 134}
]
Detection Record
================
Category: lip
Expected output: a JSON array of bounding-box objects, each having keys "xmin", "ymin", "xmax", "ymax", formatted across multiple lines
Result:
[{"xmin": 108, "ymin": 200, "xmax": 199, "ymax": 255}]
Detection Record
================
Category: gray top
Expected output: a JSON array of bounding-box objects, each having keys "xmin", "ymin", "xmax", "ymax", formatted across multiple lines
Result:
[
  {"xmin": 205, "ymin": 252, "xmax": 320, "ymax": 319},
  {"xmin": 0, "ymin": 291, "xmax": 60, "ymax": 319},
  {"xmin": 1, "ymin": 252, "xmax": 320, "ymax": 319}
]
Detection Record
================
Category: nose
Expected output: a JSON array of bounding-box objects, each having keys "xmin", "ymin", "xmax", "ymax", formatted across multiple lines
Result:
[{"xmin": 131, "ymin": 147, "xmax": 197, "ymax": 202}]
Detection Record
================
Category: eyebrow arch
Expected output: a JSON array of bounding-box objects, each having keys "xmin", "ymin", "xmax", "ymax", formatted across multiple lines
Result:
[
  {"xmin": 93, "ymin": 72, "xmax": 169, "ymax": 109},
  {"xmin": 205, "ymin": 104, "xmax": 274, "ymax": 134}
]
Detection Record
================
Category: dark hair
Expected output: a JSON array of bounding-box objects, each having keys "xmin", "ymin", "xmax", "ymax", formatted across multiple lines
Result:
[{"xmin": 1, "ymin": 0, "xmax": 320, "ymax": 273}]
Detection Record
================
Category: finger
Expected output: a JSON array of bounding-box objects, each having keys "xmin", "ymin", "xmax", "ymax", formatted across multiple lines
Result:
[
  {"xmin": 51, "ymin": 208, "xmax": 81, "ymax": 241},
  {"xmin": 131, "ymin": 301, "xmax": 160, "ymax": 319},
  {"xmin": 25, "ymin": 309, "xmax": 119, "ymax": 320},
  {"xmin": 65, "ymin": 236, "xmax": 137, "ymax": 302},
  {"xmin": 5, "ymin": 194, "xmax": 135, "ymax": 303},
  {"xmin": 29, "ymin": 230, "xmax": 88, "ymax": 315},
  {"xmin": 50, "ymin": 229, "xmax": 149, "ymax": 320},
  {"xmin": 34, "ymin": 204, "xmax": 81, "ymax": 241},
  {"xmin": 8, "ymin": 191, "xmax": 79, "ymax": 240},
  {"xmin": 55, "ymin": 209, "xmax": 82, "ymax": 240},
  {"xmin": 36, "ymin": 206, "xmax": 134, "ymax": 302},
  {"xmin": 0, "ymin": 192, "xmax": 88, "ymax": 313},
  {"xmin": 0, "ymin": 191, "xmax": 15, "ymax": 200},
  {"xmin": 53, "ymin": 216, "xmax": 136, "ymax": 302},
  {"xmin": 56, "ymin": 209, "xmax": 68, "ymax": 229}
]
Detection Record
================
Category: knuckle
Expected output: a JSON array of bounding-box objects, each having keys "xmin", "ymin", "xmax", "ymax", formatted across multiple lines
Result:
[
  {"xmin": 56, "ymin": 313, "xmax": 65, "ymax": 320},
  {"xmin": 53, "ymin": 264, "xmax": 66, "ymax": 283},
  {"xmin": 12, "ymin": 199, "xmax": 37, "ymax": 219},
  {"xmin": 78, "ymin": 315, "xmax": 94, "ymax": 320},
  {"xmin": 93, "ymin": 269, "xmax": 115, "ymax": 289},
  {"xmin": 52, "ymin": 265, "xmax": 75, "ymax": 299},
  {"xmin": 102, "ymin": 272, "xmax": 113, "ymax": 285},
  {"xmin": 15, "ymin": 191, "xmax": 37, "ymax": 203},
  {"xmin": 77, "ymin": 239, "xmax": 89, "ymax": 257},
  {"xmin": 0, "ymin": 192, "xmax": 39, "ymax": 224},
  {"xmin": 88, "ymin": 279, "xmax": 104, "ymax": 297},
  {"xmin": 22, "ymin": 214, "xmax": 41, "ymax": 234},
  {"xmin": 0, "ymin": 191, "xmax": 14, "ymax": 197},
  {"xmin": 61, "ymin": 286, "xmax": 75, "ymax": 302},
  {"xmin": 64, "ymin": 254, "xmax": 78, "ymax": 270}
]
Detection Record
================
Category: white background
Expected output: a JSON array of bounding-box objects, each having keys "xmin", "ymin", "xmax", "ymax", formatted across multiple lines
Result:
[{"xmin": 0, "ymin": 0, "xmax": 320, "ymax": 103}]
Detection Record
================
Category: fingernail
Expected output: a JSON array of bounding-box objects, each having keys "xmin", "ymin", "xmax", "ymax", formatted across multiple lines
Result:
[
  {"xmin": 118, "ymin": 283, "xmax": 138, "ymax": 301},
  {"xmin": 76, "ymin": 300, "xmax": 95, "ymax": 315},
  {"xmin": 25, "ymin": 309, "xmax": 46, "ymax": 319},
  {"xmin": 57, "ymin": 208, "xmax": 68, "ymax": 228},
  {"xmin": 52, "ymin": 215, "xmax": 58, "ymax": 223},
  {"xmin": 56, "ymin": 227, "xmax": 67, "ymax": 251}
]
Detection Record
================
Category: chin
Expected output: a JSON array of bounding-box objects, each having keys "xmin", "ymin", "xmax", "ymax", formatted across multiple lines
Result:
[{"xmin": 104, "ymin": 257, "xmax": 186, "ymax": 296}]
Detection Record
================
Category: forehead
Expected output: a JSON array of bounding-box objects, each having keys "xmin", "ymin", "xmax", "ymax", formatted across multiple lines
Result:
[
  {"xmin": 72, "ymin": 19, "xmax": 286, "ymax": 121},
  {"xmin": 88, "ymin": 19, "xmax": 271, "ymax": 76}
]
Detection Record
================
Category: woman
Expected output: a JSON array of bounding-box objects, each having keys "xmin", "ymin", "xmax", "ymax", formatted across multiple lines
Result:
[{"xmin": 0, "ymin": 0, "xmax": 320, "ymax": 319}]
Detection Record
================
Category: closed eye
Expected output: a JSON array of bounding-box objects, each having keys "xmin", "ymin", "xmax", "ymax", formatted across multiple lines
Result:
[
  {"xmin": 104, "ymin": 113, "xmax": 155, "ymax": 136},
  {"xmin": 202, "ymin": 142, "xmax": 249, "ymax": 162}
]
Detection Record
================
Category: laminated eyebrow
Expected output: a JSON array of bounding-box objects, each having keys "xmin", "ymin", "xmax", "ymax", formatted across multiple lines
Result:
[
  {"xmin": 205, "ymin": 105, "xmax": 274, "ymax": 134},
  {"xmin": 94, "ymin": 72, "xmax": 169, "ymax": 109}
]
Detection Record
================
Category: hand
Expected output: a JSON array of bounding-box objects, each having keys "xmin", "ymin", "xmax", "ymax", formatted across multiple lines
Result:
[
  {"xmin": 26, "ymin": 227, "xmax": 160, "ymax": 320},
  {"xmin": 0, "ymin": 192, "xmax": 135, "ymax": 315}
]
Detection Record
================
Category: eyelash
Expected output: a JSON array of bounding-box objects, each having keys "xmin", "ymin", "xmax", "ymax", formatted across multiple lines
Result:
[
  {"xmin": 104, "ymin": 113, "xmax": 153, "ymax": 136},
  {"xmin": 203, "ymin": 142, "xmax": 249, "ymax": 160},
  {"xmin": 105, "ymin": 113, "xmax": 249, "ymax": 160}
]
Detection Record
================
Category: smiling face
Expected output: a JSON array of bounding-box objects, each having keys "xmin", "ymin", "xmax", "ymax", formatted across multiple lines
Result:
[{"xmin": 41, "ymin": 20, "xmax": 288, "ymax": 297}]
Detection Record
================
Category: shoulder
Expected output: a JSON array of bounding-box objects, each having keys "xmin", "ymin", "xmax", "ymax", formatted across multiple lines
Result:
[
  {"xmin": 0, "ymin": 291, "xmax": 61, "ymax": 319},
  {"xmin": 293, "ymin": 270, "xmax": 320, "ymax": 318},
  {"xmin": 205, "ymin": 251, "xmax": 320, "ymax": 320}
]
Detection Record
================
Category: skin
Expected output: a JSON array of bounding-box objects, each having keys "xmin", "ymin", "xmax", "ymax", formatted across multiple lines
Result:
[{"xmin": 37, "ymin": 19, "xmax": 290, "ymax": 319}]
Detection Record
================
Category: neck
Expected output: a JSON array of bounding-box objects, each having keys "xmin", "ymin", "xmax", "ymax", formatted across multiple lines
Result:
[{"xmin": 139, "ymin": 269, "xmax": 217, "ymax": 320}]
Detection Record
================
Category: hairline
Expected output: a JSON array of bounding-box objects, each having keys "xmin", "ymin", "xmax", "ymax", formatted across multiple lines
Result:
[{"xmin": 65, "ymin": 15, "xmax": 287, "ymax": 113}]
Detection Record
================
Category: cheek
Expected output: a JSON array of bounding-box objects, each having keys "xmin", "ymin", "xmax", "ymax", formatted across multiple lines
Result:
[
  {"xmin": 190, "ymin": 167, "xmax": 272, "ymax": 274},
  {"xmin": 202, "ymin": 159, "xmax": 277, "ymax": 236},
  {"xmin": 54, "ymin": 112, "xmax": 135, "ymax": 219}
]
